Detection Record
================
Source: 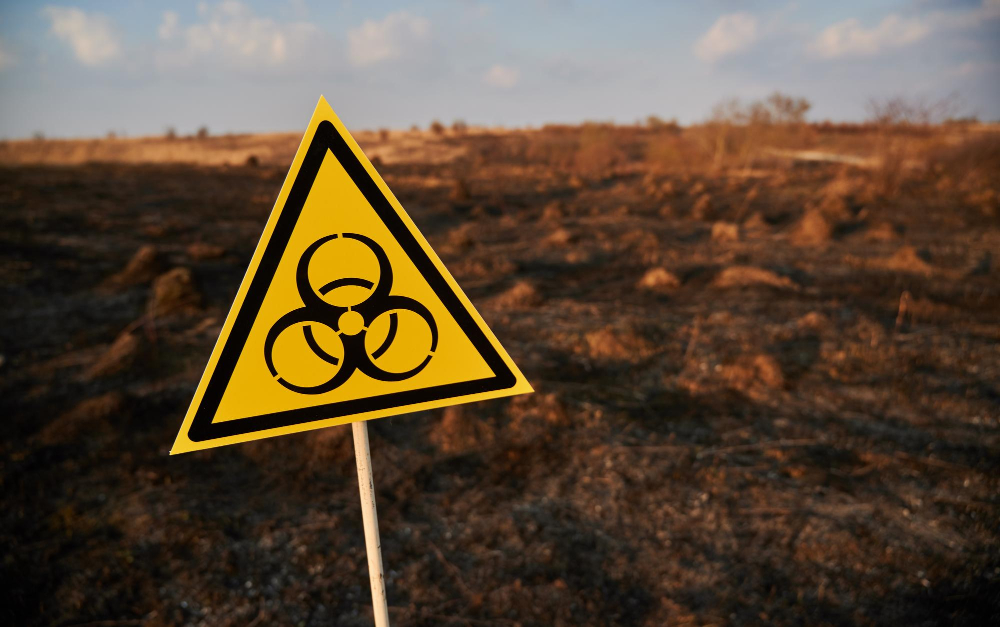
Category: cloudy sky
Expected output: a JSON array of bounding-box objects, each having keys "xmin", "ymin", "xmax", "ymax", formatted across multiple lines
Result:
[{"xmin": 0, "ymin": 0, "xmax": 997, "ymax": 138}]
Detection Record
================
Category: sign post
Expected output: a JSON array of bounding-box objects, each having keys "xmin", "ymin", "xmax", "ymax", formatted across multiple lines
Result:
[
  {"xmin": 170, "ymin": 96, "xmax": 532, "ymax": 624},
  {"xmin": 352, "ymin": 421, "xmax": 390, "ymax": 626}
]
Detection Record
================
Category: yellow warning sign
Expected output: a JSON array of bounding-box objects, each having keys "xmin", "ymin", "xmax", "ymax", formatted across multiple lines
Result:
[{"xmin": 171, "ymin": 97, "xmax": 532, "ymax": 454}]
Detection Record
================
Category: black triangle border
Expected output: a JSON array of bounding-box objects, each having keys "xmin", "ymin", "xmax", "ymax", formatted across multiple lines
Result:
[{"xmin": 187, "ymin": 120, "xmax": 516, "ymax": 442}]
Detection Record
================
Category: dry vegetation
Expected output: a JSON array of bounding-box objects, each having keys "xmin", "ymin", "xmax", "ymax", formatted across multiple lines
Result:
[{"xmin": 2, "ymin": 100, "xmax": 999, "ymax": 625}]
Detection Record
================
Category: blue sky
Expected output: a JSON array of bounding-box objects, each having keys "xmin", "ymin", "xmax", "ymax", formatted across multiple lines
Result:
[{"xmin": 0, "ymin": 0, "xmax": 997, "ymax": 138}]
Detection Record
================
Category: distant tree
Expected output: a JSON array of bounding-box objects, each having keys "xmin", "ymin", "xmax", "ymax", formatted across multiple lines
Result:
[
  {"xmin": 766, "ymin": 92, "xmax": 811, "ymax": 125},
  {"xmin": 106, "ymin": 130, "xmax": 117, "ymax": 140},
  {"xmin": 165, "ymin": 126, "xmax": 177, "ymax": 140},
  {"xmin": 378, "ymin": 128, "xmax": 390, "ymax": 141},
  {"xmin": 429, "ymin": 120, "xmax": 445, "ymax": 136},
  {"xmin": 32, "ymin": 131, "xmax": 45, "ymax": 141},
  {"xmin": 647, "ymin": 115, "xmax": 681, "ymax": 133},
  {"xmin": 196, "ymin": 126, "xmax": 210, "ymax": 139},
  {"xmin": 711, "ymin": 92, "xmax": 811, "ymax": 126},
  {"xmin": 866, "ymin": 94, "xmax": 958, "ymax": 127},
  {"xmin": 451, "ymin": 119, "xmax": 468, "ymax": 134}
]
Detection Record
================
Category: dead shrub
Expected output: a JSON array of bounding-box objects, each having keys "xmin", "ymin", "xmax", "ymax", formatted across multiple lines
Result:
[
  {"xmin": 86, "ymin": 331, "xmax": 145, "ymax": 380},
  {"xmin": 691, "ymin": 193, "xmax": 713, "ymax": 220},
  {"xmin": 148, "ymin": 268, "xmax": 202, "ymax": 318},
  {"xmin": 105, "ymin": 245, "xmax": 162, "ymax": 289}
]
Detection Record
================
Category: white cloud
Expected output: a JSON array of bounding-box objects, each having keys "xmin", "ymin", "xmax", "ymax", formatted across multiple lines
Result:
[
  {"xmin": 0, "ymin": 37, "xmax": 14, "ymax": 70},
  {"xmin": 42, "ymin": 6, "xmax": 120, "ymax": 67},
  {"xmin": 695, "ymin": 13, "xmax": 759, "ymax": 63},
  {"xmin": 158, "ymin": 11, "xmax": 179, "ymax": 41},
  {"xmin": 951, "ymin": 60, "xmax": 999, "ymax": 78},
  {"xmin": 155, "ymin": 1, "xmax": 318, "ymax": 70},
  {"xmin": 810, "ymin": 14, "xmax": 930, "ymax": 59},
  {"xmin": 347, "ymin": 11, "xmax": 430, "ymax": 67},
  {"xmin": 483, "ymin": 64, "xmax": 519, "ymax": 88}
]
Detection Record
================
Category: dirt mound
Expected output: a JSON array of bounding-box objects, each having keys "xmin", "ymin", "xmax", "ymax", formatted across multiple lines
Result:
[
  {"xmin": 711, "ymin": 221, "xmax": 740, "ymax": 243},
  {"xmin": 429, "ymin": 406, "xmax": 494, "ymax": 454},
  {"xmin": 104, "ymin": 245, "xmax": 162, "ymax": 288},
  {"xmin": 712, "ymin": 266, "xmax": 798, "ymax": 290},
  {"xmin": 540, "ymin": 201, "xmax": 565, "ymax": 222},
  {"xmin": 814, "ymin": 174, "xmax": 862, "ymax": 220},
  {"xmin": 38, "ymin": 392, "xmax": 124, "ymax": 445},
  {"xmin": 491, "ymin": 281, "xmax": 543, "ymax": 309},
  {"xmin": 880, "ymin": 246, "xmax": 935, "ymax": 276},
  {"xmin": 545, "ymin": 227, "xmax": 577, "ymax": 247},
  {"xmin": 796, "ymin": 311, "xmax": 829, "ymax": 332},
  {"xmin": 637, "ymin": 267, "xmax": 681, "ymax": 291},
  {"xmin": 187, "ymin": 242, "xmax": 226, "ymax": 260},
  {"xmin": 584, "ymin": 327, "xmax": 653, "ymax": 363},
  {"xmin": 742, "ymin": 211, "xmax": 770, "ymax": 232},
  {"xmin": 148, "ymin": 268, "xmax": 202, "ymax": 317},
  {"xmin": 790, "ymin": 209, "xmax": 833, "ymax": 246},
  {"xmin": 722, "ymin": 353, "xmax": 785, "ymax": 394},
  {"xmin": 85, "ymin": 331, "xmax": 146, "ymax": 380},
  {"xmin": 862, "ymin": 220, "xmax": 900, "ymax": 241}
]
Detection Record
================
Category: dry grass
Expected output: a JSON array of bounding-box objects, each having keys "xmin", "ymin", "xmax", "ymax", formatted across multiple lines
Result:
[{"xmin": 2, "ymin": 104, "xmax": 999, "ymax": 627}]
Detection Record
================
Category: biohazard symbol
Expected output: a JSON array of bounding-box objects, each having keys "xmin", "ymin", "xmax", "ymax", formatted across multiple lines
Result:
[{"xmin": 264, "ymin": 233, "xmax": 438, "ymax": 394}]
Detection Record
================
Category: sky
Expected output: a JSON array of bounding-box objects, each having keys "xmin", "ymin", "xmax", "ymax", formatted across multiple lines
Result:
[{"xmin": 0, "ymin": 0, "xmax": 997, "ymax": 138}]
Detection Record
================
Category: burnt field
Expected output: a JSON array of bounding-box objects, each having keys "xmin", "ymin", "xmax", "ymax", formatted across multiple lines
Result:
[{"xmin": 2, "ymin": 125, "xmax": 999, "ymax": 625}]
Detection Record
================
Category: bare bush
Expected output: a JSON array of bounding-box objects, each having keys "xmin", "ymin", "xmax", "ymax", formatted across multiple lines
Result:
[
  {"xmin": 866, "ymin": 94, "xmax": 960, "ymax": 198},
  {"xmin": 700, "ymin": 92, "xmax": 814, "ymax": 170}
]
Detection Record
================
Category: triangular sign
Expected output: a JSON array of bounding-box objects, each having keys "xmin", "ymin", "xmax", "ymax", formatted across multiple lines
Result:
[{"xmin": 171, "ymin": 97, "xmax": 532, "ymax": 454}]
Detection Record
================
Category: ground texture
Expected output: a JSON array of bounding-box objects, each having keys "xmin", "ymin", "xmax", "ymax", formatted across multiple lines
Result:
[{"xmin": 2, "ymin": 130, "xmax": 999, "ymax": 625}]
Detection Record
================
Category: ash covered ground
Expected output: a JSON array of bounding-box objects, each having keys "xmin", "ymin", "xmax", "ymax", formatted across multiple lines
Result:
[{"xmin": 2, "ymin": 126, "xmax": 999, "ymax": 625}]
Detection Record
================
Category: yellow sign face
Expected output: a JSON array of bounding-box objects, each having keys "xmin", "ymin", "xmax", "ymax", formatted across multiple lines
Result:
[{"xmin": 171, "ymin": 97, "xmax": 532, "ymax": 454}]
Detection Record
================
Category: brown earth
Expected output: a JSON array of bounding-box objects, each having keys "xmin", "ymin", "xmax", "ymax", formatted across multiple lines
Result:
[{"xmin": 1, "ymin": 125, "xmax": 999, "ymax": 626}]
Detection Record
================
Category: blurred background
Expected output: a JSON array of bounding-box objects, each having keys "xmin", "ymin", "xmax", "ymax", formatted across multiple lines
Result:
[{"xmin": 1, "ymin": 1, "xmax": 999, "ymax": 626}]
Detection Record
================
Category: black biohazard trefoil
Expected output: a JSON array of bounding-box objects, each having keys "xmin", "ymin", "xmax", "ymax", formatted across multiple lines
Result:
[
  {"xmin": 264, "ymin": 232, "xmax": 438, "ymax": 395},
  {"xmin": 187, "ymin": 121, "xmax": 516, "ymax": 443}
]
